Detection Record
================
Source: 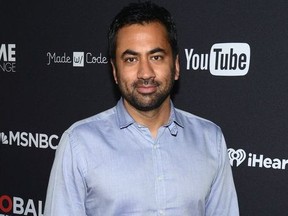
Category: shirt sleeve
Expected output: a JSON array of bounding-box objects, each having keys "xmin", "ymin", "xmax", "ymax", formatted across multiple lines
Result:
[
  {"xmin": 205, "ymin": 129, "xmax": 240, "ymax": 216},
  {"xmin": 44, "ymin": 131, "xmax": 87, "ymax": 216}
]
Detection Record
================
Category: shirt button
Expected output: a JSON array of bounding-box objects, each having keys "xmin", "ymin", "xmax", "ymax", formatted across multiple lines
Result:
[
  {"xmin": 159, "ymin": 210, "xmax": 165, "ymax": 215},
  {"xmin": 153, "ymin": 144, "xmax": 159, "ymax": 149},
  {"xmin": 157, "ymin": 175, "xmax": 164, "ymax": 181}
]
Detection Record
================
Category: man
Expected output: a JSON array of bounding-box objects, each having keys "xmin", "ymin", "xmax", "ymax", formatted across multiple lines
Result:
[{"xmin": 44, "ymin": 2, "xmax": 239, "ymax": 215}]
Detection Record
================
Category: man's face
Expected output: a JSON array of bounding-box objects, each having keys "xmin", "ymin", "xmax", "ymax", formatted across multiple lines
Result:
[{"xmin": 112, "ymin": 22, "xmax": 180, "ymax": 111}]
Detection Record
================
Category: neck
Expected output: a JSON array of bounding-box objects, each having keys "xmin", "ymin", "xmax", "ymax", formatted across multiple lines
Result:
[{"xmin": 123, "ymin": 97, "xmax": 171, "ymax": 138}]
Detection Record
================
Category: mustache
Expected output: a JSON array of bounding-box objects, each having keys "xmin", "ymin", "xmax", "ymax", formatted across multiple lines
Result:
[{"xmin": 133, "ymin": 79, "xmax": 159, "ymax": 87}]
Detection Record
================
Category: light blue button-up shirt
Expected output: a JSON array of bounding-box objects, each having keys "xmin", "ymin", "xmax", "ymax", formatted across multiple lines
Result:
[{"xmin": 44, "ymin": 99, "xmax": 239, "ymax": 216}]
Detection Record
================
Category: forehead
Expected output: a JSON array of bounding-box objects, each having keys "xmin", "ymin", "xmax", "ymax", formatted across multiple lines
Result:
[{"xmin": 115, "ymin": 22, "xmax": 170, "ymax": 53}]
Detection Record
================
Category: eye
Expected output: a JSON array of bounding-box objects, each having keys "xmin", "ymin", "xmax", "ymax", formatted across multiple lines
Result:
[
  {"xmin": 151, "ymin": 55, "xmax": 163, "ymax": 61},
  {"xmin": 124, "ymin": 57, "xmax": 137, "ymax": 63}
]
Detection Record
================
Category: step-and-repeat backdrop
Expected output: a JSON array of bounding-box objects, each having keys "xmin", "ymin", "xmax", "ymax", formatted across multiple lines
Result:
[{"xmin": 1, "ymin": 1, "xmax": 288, "ymax": 215}]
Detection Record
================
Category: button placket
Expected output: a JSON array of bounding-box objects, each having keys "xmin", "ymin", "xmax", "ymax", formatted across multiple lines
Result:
[{"xmin": 152, "ymin": 139, "xmax": 166, "ymax": 214}]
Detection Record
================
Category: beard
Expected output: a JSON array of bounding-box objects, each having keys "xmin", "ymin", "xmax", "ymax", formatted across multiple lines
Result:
[{"xmin": 117, "ymin": 66, "xmax": 176, "ymax": 112}]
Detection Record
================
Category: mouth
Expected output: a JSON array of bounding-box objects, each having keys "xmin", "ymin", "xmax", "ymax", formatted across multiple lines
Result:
[
  {"xmin": 136, "ymin": 84, "xmax": 158, "ymax": 94},
  {"xmin": 134, "ymin": 79, "xmax": 159, "ymax": 94}
]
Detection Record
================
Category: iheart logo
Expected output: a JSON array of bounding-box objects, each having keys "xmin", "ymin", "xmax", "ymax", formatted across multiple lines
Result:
[{"xmin": 227, "ymin": 148, "xmax": 246, "ymax": 167}]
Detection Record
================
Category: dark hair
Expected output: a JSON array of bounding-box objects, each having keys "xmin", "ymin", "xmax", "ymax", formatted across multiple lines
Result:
[{"xmin": 108, "ymin": 1, "xmax": 178, "ymax": 60}]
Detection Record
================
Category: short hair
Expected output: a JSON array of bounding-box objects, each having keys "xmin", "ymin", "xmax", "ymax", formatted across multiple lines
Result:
[{"xmin": 108, "ymin": 1, "xmax": 178, "ymax": 60}]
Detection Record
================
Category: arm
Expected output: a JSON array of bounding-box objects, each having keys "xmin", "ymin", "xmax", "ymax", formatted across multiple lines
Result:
[
  {"xmin": 205, "ymin": 131, "xmax": 240, "ymax": 216},
  {"xmin": 44, "ymin": 131, "xmax": 87, "ymax": 216}
]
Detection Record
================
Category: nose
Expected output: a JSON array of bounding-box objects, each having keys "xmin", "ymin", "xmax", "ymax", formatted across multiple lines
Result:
[{"xmin": 137, "ymin": 58, "xmax": 156, "ymax": 80}]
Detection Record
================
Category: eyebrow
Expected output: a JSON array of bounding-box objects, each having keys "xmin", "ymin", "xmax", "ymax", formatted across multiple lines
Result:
[
  {"xmin": 121, "ymin": 47, "xmax": 167, "ymax": 58},
  {"xmin": 121, "ymin": 49, "xmax": 138, "ymax": 58},
  {"xmin": 149, "ymin": 47, "xmax": 166, "ymax": 55}
]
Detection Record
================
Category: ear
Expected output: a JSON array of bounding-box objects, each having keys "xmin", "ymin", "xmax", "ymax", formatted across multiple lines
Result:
[
  {"xmin": 174, "ymin": 55, "xmax": 180, "ymax": 80},
  {"xmin": 111, "ymin": 60, "xmax": 118, "ymax": 84}
]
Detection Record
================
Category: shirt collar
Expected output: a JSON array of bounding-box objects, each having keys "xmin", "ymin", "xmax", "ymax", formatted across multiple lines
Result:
[
  {"xmin": 116, "ymin": 98, "xmax": 135, "ymax": 129},
  {"xmin": 116, "ymin": 98, "xmax": 184, "ymax": 133},
  {"xmin": 166, "ymin": 103, "xmax": 184, "ymax": 136}
]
